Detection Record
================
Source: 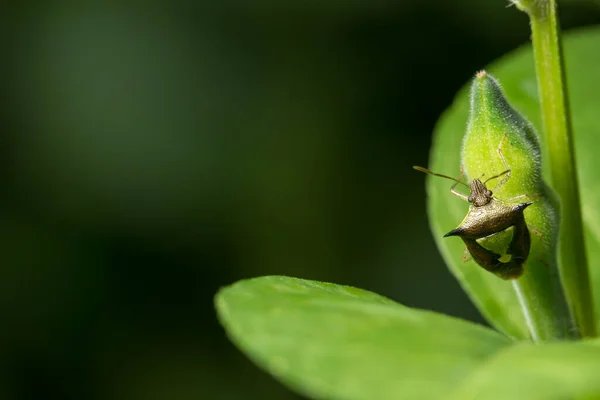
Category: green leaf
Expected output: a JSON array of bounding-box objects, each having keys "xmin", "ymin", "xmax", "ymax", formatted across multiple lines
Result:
[
  {"xmin": 427, "ymin": 26, "xmax": 600, "ymax": 339},
  {"xmin": 215, "ymin": 276, "xmax": 511, "ymax": 400},
  {"xmin": 450, "ymin": 338, "xmax": 600, "ymax": 399}
]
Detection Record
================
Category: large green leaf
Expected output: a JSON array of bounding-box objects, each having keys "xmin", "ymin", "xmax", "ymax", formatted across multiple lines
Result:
[
  {"xmin": 428, "ymin": 26, "xmax": 600, "ymax": 339},
  {"xmin": 215, "ymin": 276, "xmax": 511, "ymax": 400},
  {"xmin": 450, "ymin": 338, "xmax": 600, "ymax": 399}
]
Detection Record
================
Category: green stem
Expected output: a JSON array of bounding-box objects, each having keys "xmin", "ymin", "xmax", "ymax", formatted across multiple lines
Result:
[{"xmin": 519, "ymin": 0, "xmax": 596, "ymax": 338}]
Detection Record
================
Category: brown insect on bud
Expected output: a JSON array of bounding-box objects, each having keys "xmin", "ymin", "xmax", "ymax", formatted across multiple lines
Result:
[{"xmin": 413, "ymin": 165, "xmax": 532, "ymax": 280}]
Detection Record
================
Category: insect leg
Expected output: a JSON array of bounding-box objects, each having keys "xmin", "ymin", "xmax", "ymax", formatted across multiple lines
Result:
[
  {"xmin": 413, "ymin": 166, "xmax": 470, "ymax": 201},
  {"xmin": 450, "ymin": 165, "xmax": 470, "ymax": 202},
  {"xmin": 450, "ymin": 187, "xmax": 469, "ymax": 202},
  {"xmin": 412, "ymin": 165, "xmax": 470, "ymax": 201},
  {"xmin": 493, "ymin": 133, "xmax": 512, "ymax": 191},
  {"xmin": 503, "ymin": 193, "xmax": 541, "ymax": 203}
]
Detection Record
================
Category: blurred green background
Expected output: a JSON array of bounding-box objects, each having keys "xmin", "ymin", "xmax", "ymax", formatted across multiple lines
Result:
[{"xmin": 2, "ymin": 2, "xmax": 600, "ymax": 399}]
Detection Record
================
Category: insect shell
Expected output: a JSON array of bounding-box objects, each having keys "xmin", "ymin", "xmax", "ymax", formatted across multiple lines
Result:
[{"xmin": 414, "ymin": 166, "xmax": 532, "ymax": 280}]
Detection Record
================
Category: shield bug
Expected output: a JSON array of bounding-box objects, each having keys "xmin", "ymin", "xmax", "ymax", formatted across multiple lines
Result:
[{"xmin": 413, "ymin": 165, "xmax": 533, "ymax": 280}]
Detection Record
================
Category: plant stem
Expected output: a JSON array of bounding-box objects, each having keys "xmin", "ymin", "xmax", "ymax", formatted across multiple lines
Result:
[{"xmin": 519, "ymin": 0, "xmax": 596, "ymax": 338}]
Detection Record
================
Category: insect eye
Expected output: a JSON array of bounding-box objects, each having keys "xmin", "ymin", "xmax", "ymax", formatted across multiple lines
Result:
[
  {"xmin": 486, "ymin": 190, "xmax": 493, "ymax": 197},
  {"xmin": 468, "ymin": 196, "xmax": 473, "ymax": 203}
]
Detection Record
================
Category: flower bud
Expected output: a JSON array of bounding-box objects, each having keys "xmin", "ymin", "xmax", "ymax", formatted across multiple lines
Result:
[
  {"xmin": 461, "ymin": 71, "xmax": 549, "ymax": 270},
  {"xmin": 460, "ymin": 71, "xmax": 573, "ymax": 339}
]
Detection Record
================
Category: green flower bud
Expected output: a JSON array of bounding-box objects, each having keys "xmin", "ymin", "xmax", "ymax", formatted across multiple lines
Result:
[
  {"xmin": 461, "ymin": 71, "xmax": 575, "ymax": 340},
  {"xmin": 462, "ymin": 71, "xmax": 547, "ymax": 275}
]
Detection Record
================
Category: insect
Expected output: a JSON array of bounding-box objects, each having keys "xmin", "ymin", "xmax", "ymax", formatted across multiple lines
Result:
[{"xmin": 413, "ymin": 165, "xmax": 533, "ymax": 279}]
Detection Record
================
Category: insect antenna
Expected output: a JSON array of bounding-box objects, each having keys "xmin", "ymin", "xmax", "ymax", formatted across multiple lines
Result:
[
  {"xmin": 483, "ymin": 169, "xmax": 510, "ymax": 184},
  {"xmin": 413, "ymin": 166, "xmax": 469, "ymax": 187}
]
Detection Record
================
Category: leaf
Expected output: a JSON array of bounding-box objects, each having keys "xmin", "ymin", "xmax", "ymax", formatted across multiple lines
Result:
[
  {"xmin": 215, "ymin": 276, "xmax": 511, "ymax": 400},
  {"xmin": 450, "ymin": 338, "xmax": 600, "ymax": 400},
  {"xmin": 427, "ymin": 26, "xmax": 600, "ymax": 339}
]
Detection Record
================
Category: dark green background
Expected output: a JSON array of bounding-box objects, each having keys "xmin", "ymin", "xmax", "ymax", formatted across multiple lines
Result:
[{"xmin": 2, "ymin": 2, "xmax": 599, "ymax": 399}]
